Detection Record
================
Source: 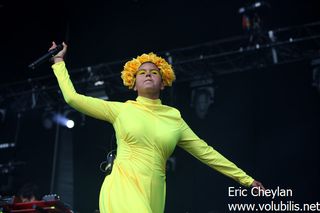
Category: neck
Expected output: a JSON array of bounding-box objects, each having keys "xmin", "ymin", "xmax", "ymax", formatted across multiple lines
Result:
[{"xmin": 137, "ymin": 91, "xmax": 160, "ymax": 100}]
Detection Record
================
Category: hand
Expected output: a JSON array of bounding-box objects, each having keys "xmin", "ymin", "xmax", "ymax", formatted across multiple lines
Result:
[
  {"xmin": 49, "ymin": 41, "xmax": 67, "ymax": 63},
  {"xmin": 251, "ymin": 180, "xmax": 265, "ymax": 191}
]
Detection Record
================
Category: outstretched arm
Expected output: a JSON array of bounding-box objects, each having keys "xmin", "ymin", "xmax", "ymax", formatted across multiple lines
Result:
[
  {"xmin": 49, "ymin": 42, "xmax": 123, "ymax": 124},
  {"xmin": 178, "ymin": 118, "xmax": 264, "ymax": 189}
]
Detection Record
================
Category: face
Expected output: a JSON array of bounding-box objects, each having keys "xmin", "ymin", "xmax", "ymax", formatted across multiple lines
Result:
[{"xmin": 134, "ymin": 62, "xmax": 164, "ymax": 97}]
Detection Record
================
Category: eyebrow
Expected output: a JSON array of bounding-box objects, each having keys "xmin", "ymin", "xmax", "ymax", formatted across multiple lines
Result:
[{"xmin": 137, "ymin": 68, "xmax": 160, "ymax": 71}]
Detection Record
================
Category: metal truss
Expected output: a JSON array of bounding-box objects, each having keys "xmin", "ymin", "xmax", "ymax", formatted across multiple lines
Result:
[{"xmin": 1, "ymin": 21, "xmax": 320, "ymax": 113}]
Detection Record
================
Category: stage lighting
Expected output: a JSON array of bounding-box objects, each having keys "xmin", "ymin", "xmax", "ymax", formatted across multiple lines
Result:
[
  {"xmin": 42, "ymin": 108, "xmax": 78, "ymax": 129},
  {"xmin": 238, "ymin": 1, "xmax": 270, "ymax": 14},
  {"xmin": 66, "ymin": 120, "xmax": 75, "ymax": 129},
  {"xmin": 190, "ymin": 77, "xmax": 215, "ymax": 119},
  {"xmin": 53, "ymin": 114, "xmax": 75, "ymax": 129}
]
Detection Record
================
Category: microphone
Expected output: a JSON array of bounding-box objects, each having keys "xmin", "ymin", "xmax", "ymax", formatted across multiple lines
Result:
[
  {"xmin": 28, "ymin": 44, "xmax": 63, "ymax": 70},
  {"xmin": 99, "ymin": 150, "xmax": 116, "ymax": 175},
  {"xmin": 105, "ymin": 152, "xmax": 116, "ymax": 172}
]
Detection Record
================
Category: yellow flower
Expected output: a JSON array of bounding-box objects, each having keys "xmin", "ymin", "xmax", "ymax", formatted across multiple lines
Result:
[{"xmin": 121, "ymin": 52, "xmax": 176, "ymax": 89}]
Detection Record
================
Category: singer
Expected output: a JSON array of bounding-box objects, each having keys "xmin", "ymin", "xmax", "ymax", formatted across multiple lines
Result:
[{"xmin": 49, "ymin": 42, "xmax": 264, "ymax": 213}]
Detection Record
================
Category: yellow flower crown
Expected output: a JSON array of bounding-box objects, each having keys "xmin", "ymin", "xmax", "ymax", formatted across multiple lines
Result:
[{"xmin": 121, "ymin": 52, "xmax": 176, "ymax": 89}]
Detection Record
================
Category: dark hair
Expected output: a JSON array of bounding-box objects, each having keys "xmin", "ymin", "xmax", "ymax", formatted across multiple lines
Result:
[{"xmin": 17, "ymin": 183, "xmax": 39, "ymax": 200}]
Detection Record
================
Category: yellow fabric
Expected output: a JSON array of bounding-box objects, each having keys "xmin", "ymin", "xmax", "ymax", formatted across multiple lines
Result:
[{"xmin": 52, "ymin": 61, "xmax": 254, "ymax": 213}]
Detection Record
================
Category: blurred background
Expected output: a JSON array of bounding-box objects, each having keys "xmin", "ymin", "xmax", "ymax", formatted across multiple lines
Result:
[{"xmin": 0, "ymin": 0, "xmax": 320, "ymax": 212}]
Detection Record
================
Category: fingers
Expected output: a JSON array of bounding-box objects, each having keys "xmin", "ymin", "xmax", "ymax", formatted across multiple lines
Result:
[
  {"xmin": 48, "ymin": 41, "xmax": 56, "ymax": 51},
  {"xmin": 48, "ymin": 41, "xmax": 68, "ymax": 64},
  {"xmin": 62, "ymin": 42, "xmax": 68, "ymax": 52},
  {"xmin": 252, "ymin": 180, "xmax": 266, "ymax": 191},
  {"xmin": 49, "ymin": 41, "xmax": 68, "ymax": 51}
]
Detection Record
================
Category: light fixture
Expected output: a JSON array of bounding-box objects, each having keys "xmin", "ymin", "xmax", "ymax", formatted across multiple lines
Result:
[
  {"xmin": 42, "ymin": 108, "xmax": 78, "ymax": 129},
  {"xmin": 53, "ymin": 113, "xmax": 75, "ymax": 129},
  {"xmin": 190, "ymin": 77, "xmax": 215, "ymax": 119},
  {"xmin": 66, "ymin": 120, "xmax": 75, "ymax": 129}
]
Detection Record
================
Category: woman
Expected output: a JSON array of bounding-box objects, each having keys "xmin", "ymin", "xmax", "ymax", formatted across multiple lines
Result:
[{"xmin": 49, "ymin": 42, "xmax": 264, "ymax": 213}]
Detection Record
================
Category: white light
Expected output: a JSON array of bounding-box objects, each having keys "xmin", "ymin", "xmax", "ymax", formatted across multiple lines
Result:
[
  {"xmin": 0, "ymin": 143, "xmax": 15, "ymax": 149},
  {"xmin": 53, "ymin": 114, "xmax": 75, "ymax": 128},
  {"xmin": 94, "ymin": 80, "xmax": 105, "ymax": 86},
  {"xmin": 66, "ymin": 120, "xmax": 75, "ymax": 128},
  {"xmin": 254, "ymin": 2, "xmax": 262, "ymax": 8}
]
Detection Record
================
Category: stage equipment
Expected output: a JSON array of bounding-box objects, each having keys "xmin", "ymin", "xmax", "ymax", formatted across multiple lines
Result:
[
  {"xmin": 42, "ymin": 108, "xmax": 81, "ymax": 129},
  {"xmin": 1, "ymin": 20, "xmax": 320, "ymax": 113},
  {"xmin": 0, "ymin": 194, "xmax": 73, "ymax": 213},
  {"xmin": 28, "ymin": 44, "xmax": 63, "ymax": 70},
  {"xmin": 190, "ymin": 77, "xmax": 215, "ymax": 119}
]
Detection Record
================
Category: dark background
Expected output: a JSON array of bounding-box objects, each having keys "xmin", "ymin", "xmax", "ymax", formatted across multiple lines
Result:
[{"xmin": 1, "ymin": 0, "xmax": 320, "ymax": 212}]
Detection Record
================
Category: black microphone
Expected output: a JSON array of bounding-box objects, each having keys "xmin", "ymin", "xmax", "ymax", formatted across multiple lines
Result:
[{"xmin": 28, "ymin": 44, "xmax": 63, "ymax": 70}]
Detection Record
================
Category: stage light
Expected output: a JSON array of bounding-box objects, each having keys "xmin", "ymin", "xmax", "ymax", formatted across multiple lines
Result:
[
  {"xmin": 238, "ymin": 1, "xmax": 270, "ymax": 14},
  {"xmin": 53, "ymin": 114, "xmax": 75, "ymax": 129},
  {"xmin": 42, "ymin": 108, "xmax": 78, "ymax": 129},
  {"xmin": 66, "ymin": 120, "xmax": 75, "ymax": 129},
  {"xmin": 190, "ymin": 77, "xmax": 215, "ymax": 119},
  {"xmin": 94, "ymin": 80, "xmax": 105, "ymax": 86}
]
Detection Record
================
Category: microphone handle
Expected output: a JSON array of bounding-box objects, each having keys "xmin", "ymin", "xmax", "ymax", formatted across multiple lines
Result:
[{"xmin": 28, "ymin": 44, "xmax": 63, "ymax": 70}]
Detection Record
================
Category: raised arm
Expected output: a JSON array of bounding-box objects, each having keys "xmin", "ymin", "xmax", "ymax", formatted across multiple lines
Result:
[
  {"xmin": 177, "ymin": 119, "xmax": 262, "ymax": 188},
  {"xmin": 50, "ymin": 42, "xmax": 123, "ymax": 124}
]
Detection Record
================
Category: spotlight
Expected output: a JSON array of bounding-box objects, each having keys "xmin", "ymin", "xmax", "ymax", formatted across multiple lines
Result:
[
  {"xmin": 66, "ymin": 120, "xmax": 75, "ymax": 129},
  {"xmin": 42, "ymin": 110, "xmax": 75, "ymax": 129},
  {"xmin": 53, "ymin": 114, "xmax": 75, "ymax": 129},
  {"xmin": 238, "ymin": 1, "xmax": 270, "ymax": 14}
]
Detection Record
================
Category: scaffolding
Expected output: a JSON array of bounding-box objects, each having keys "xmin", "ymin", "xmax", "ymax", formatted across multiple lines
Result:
[{"xmin": 0, "ymin": 21, "xmax": 320, "ymax": 113}]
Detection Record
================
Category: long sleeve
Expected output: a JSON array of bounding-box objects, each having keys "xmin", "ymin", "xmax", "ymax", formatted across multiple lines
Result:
[
  {"xmin": 177, "ymin": 119, "xmax": 254, "ymax": 187},
  {"xmin": 51, "ymin": 61, "xmax": 123, "ymax": 124}
]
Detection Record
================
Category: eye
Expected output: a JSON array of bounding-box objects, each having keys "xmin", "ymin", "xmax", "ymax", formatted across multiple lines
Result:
[
  {"xmin": 151, "ymin": 70, "xmax": 160, "ymax": 75},
  {"xmin": 137, "ymin": 70, "xmax": 146, "ymax": 75}
]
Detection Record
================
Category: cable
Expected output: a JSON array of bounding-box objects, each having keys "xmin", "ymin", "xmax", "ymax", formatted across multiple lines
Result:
[
  {"xmin": 99, "ymin": 150, "xmax": 116, "ymax": 174},
  {"xmin": 99, "ymin": 133, "xmax": 117, "ymax": 175}
]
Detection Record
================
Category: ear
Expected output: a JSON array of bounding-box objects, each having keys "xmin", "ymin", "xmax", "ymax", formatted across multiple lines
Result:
[
  {"xmin": 160, "ymin": 81, "xmax": 165, "ymax": 90},
  {"xmin": 133, "ymin": 79, "xmax": 137, "ymax": 91}
]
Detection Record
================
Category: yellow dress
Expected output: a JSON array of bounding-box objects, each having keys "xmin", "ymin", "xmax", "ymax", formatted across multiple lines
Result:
[{"xmin": 52, "ymin": 61, "xmax": 254, "ymax": 213}]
